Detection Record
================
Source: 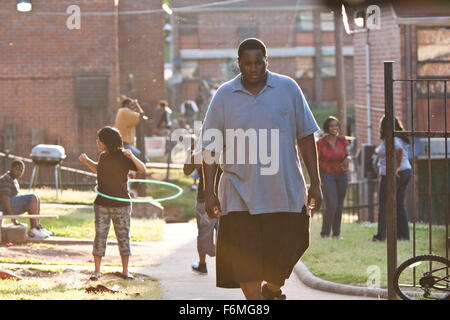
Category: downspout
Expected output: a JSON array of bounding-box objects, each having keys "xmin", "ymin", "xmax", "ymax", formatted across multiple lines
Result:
[
  {"xmin": 405, "ymin": 25, "xmax": 412, "ymax": 130},
  {"xmin": 365, "ymin": 29, "xmax": 371, "ymax": 144}
]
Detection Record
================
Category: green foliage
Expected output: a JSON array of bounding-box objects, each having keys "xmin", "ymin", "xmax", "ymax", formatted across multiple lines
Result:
[
  {"xmin": 311, "ymin": 106, "xmax": 355, "ymax": 133},
  {"xmin": 147, "ymin": 168, "xmax": 198, "ymax": 221}
]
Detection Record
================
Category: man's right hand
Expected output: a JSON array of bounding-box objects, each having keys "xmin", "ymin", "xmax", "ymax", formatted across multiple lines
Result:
[
  {"xmin": 205, "ymin": 195, "xmax": 221, "ymax": 219},
  {"xmin": 307, "ymin": 182, "xmax": 322, "ymax": 213}
]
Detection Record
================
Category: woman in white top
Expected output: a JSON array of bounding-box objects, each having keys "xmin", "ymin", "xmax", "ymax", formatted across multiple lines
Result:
[{"xmin": 373, "ymin": 116, "xmax": 412, "ymax": 241}]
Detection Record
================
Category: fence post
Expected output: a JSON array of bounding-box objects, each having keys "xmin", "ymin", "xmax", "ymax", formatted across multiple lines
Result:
[
  {"xmin": 136, "ymin": 113, "xmax": 147, "ymax": 163},
  {"xmin": 165, "ymin": 129, "xmax": 173, "ymax": 181},
  {"xmin": 136, "ymin": 114, "xmax": 148, "ymax": 197},
  {"xmin": 384, "ymin": 61, "xmax": 397, "ymax": 300}
]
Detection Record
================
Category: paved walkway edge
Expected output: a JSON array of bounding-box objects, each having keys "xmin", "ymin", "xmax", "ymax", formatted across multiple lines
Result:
[
  {"xmin": 26, "ymin": 237, "xmax": 149, "ymax": 246},
  {"xmin": 294, "ymin": 261, "xmax": 388, "ymax": 299}
]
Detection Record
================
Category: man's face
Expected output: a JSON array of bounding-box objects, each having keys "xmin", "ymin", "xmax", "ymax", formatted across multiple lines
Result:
[
  {"xmin": 10, "ymin": 165, "xmax": 24, "ymax": 179},
  {"xmin": 126, "ymin": 100, "xmax": 138, "ymax": 112},
  {"xmin": 238, "ymin": 49, "xmax": 268, "ymax": 85}
]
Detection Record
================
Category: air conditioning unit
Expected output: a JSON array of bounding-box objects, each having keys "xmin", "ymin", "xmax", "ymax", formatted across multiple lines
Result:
[
  {"xmin": 418, "ymin": 138, "xmax": 450, "ymax": 159},
  {"xmin": 356, "ymin": 144, "xmax": 377, "ymax": 178}
]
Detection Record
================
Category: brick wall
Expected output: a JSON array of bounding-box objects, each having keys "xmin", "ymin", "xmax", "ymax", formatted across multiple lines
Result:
[
  {"xmin": 0, "ymin": 0, "xmax": 165, "ymax": 171},
  {"xmin": 175, "ymin": 5, "xmax": 355, "ymax": 110},
  {"xmin": 0, "ymin": 0, "xmax": 120, "ymax": 167},
  {"xmin": 118, "ymin": 0, "xmax": 165, "ymax": 114},
  {"xmin": 195, "ymin": 10, "xmax": 298, "ymax": 49}
]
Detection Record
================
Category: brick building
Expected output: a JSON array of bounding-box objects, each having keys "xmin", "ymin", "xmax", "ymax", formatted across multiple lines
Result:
[
  {"xmin": 169, "ymin": 0, "xmax": 355, "ymax": 117},
  {"xmin": 352, "ymin": 2, "xmax": 450, "ymax": 147},
  {"xmin": 0, "ymin": 0, "xmax": 165, "ymax": 170}
]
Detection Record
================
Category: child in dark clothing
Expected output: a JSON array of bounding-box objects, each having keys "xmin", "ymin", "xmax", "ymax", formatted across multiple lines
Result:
[
  {"xmin": 183, "ymin": 138, "xmax": 222, "ymax": 274},
  {"xmin": 79, "ymin": 126, "xmax": 145, "ymax": 281}
]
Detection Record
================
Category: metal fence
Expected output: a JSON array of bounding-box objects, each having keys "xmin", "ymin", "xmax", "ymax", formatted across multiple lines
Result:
[
  {"xmin": 314, "ymin": 177, "xmax": 379, "ymax": 223},
  {"xmin": 0, "ymin": 113, "xmax": 107, "ymax": 188},
  {"xmin": 384, "ymin": 61, "xmax": 449, "ymax": 299},
  {"xmin": 0, "ymin": 151, "xmax": 96, "ymax": 190}
]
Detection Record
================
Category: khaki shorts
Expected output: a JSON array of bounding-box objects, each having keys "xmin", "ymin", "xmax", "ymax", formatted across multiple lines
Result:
[{"xmin": 195, "ymin": 201, "xmax": 219, "ymax": 257}]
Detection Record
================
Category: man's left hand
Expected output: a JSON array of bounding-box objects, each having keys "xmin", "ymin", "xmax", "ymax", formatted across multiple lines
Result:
[{"xmin": 307, "ymin": 183, "xmax": 322, "ymax": 212}]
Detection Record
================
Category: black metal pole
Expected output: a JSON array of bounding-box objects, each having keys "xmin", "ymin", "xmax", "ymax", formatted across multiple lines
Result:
[
  {"xmin": 136, "ymin": 114, "xmax": 147, "ymax": 163},
  {"xmin": 384, "ymin": 61, "xmax": 397, "ymax": 300},
  {"xmin": 165, "ymin": 129, "xmax": 173, "ymax": 181},
  {"xmin": 136, "ymin": 114, "xmax": 148, "ymax": 196}
]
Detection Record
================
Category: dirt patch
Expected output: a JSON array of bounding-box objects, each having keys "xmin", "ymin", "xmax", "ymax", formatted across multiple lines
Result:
[
  {"xmin": 9, "ymin": 268, "xmax": 146, "ymax": 282},
  {"xmin": 1, "ymin": 268, "xmax": 153, "ymax": 299},
  {"xmin": 0, "ymin": 241, "xmax": 163, "ymax": 267},
  {"xmin": 5, "ymin": 268, "xmax": 94, "ymax": 286}
]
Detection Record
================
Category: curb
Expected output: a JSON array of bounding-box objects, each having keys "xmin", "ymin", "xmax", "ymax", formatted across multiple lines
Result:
[
  {"xmin": 41, "ymin": 204, "xmax": 92, "ymax": 209},
  {"xmin": 26, "ymin": 237, "xmax": 149, "ymax": 246},
  {"xmin": 294, "ymin": 261, "xmax": 388, "ymax": 299},
  {"xmin": 27, "ymin": 237, "xmax": 108, "ymax": 245},
  {"xmin": 0, "ymin": 263, "xmax": 147, "ymax": 276}
]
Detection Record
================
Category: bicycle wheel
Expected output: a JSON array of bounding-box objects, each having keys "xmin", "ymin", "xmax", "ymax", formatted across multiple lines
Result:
[{"xmin": 394, "ymin": 255, "xmax": 450, "ymax": 300}]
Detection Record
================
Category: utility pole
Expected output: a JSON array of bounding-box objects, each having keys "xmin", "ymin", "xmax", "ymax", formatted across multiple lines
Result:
[
  {"xmin": 170, "ymin": 13, "xmax": 182, "ymax": 109},
  {"xmin": 334, "ymin": 7, "xmax": 347, "ymax": 135},
  {"xmin": 313, "ymin": 9, "xmax": 322, "ymax": 109}
]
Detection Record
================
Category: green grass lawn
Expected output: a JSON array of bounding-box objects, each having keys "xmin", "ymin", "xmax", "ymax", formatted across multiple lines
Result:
[
  {"xmin": 147, "ymin": 168, "xmax": 198, "ymax": 221},
  {"xmin": 302, "ymin": 217, "xmax": 447, "ymax": 288},
  {"xmin": 14, "ymin": 206, "xmax": 165, "ymax": 242},
  {"xmin": 24, "ymin": 187, "xmax": 96, "ymax": 205},
  {"xmin": 28, "ymin": 167, "xmax": 197, "ymax": 222}
]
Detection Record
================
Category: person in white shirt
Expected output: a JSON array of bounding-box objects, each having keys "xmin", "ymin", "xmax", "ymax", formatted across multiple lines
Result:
[{"xmin": 372, "ymin": 116, "xmax": 412, "ymax": 242}]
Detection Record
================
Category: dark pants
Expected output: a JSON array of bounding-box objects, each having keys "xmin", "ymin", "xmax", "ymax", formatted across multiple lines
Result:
[
  {"xmin": 320, "ymin": 172, "xmax": 348, "ymax": 237},
  {"xmin": 375, "ymin": 169, "xmax": 411, "ymax": 240},
  {"xmin": 216, "ymin": 209, "xmax": 310, "ymax": 289}
]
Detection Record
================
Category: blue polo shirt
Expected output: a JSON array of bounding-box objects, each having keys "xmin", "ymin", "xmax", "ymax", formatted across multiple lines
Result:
[{"xmin": 201, "ymin": 70, "xmax": 319, "ymax": 215}]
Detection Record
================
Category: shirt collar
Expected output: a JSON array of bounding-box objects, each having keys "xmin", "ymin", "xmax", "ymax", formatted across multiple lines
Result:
[{"xmin": 232, "ymin": 70, "xmax": 276, "ymax": 92}]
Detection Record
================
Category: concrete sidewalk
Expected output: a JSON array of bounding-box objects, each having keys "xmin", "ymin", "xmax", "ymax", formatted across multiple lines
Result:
[{"xmin": 132, "ymin": 222, "xmax": 381, "ymax": 300}]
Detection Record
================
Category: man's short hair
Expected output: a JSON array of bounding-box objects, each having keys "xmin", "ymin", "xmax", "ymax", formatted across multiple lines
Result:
[
  {"xmin": 238, "ymin": 38, "xmax": 267, "ymax": 59},
  {"xmin": 11, "ymin": 159, "xmax": 25, "ymax": 169},
  {"xmin": 122, "ymin": 98, "xmax": 133, "ymax": 108}
]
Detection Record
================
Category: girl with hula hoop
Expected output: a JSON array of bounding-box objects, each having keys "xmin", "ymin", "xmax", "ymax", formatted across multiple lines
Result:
[{"xmin": 79, "ymin": 126, "xmax": 146, "ymax": 281}]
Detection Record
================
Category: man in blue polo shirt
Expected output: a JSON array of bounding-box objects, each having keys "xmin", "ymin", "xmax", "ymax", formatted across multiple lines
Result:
[{"xmin": 201, "ymin": 38, "xmax": 322, "ymax": 300}]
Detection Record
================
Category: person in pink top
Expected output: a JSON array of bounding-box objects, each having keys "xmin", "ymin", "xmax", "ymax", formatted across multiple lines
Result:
[{"xmin": 316, "ymin": 116, "xmax": 350, "ymax": 238}]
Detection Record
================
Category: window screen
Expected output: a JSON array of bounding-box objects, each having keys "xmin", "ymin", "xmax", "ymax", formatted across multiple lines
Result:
[
  {"xmin": 237, "ymin": 25, "xmax": 257, "ymax": 43},
  {"xmin": 75, "ymin": 76, "xmax": 109, "ymax": 108}
]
